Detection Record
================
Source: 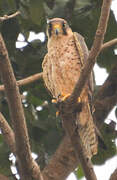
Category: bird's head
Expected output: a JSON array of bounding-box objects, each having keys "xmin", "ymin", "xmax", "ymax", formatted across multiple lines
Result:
[{"xmin": 46, "ymin": 18, "xmax": 72, "ymax": 38}]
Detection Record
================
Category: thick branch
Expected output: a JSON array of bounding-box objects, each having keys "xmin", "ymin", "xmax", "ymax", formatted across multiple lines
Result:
[
  {"xmin": 42, "ymin": 136, "xmax": 78, "ymax": 180},
  {"xmin": 43, "ymin": 57, "xmax": 117, "ymax": 180},
  {"xmin": 0, "ymin": 34, "xmax": 43, "ymax": 180},
  {"xmin": 69, "ymin": 0, "xmax": 112, "ymax": 104},
  {"xmin": 60, "ymin": 102, "xmax": 97, "ymax": 180},
  {"xmin": 0, "ymin": 11, "xmax": 20, "ymax": 22},
  {"xmin": 0, "ymin": 72, "xmax": 43, "ymax": 91},
  {"xmin": 59, "ymin": 0, "xmax": 112, "ymax": 180},
  {"xmin": 0, "ymin": 112, "xmax": 16, "ymax": 153}
]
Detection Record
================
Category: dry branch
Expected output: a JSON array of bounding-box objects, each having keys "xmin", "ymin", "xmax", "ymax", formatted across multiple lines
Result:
[
  {"xmin": 0, "ymin": 33, "xmax": 43, "ymax": 180},
  {"xmin": 42, "ymin": 58, "xmax": 117, "ymax": 180},
  {"xmin": 43, "ymin": 135, "xmax": 78, "ymax": 180},
  {"xmin": 69, "ymin": 0, "xmax": 112, "ymax": 104},
  {"xmin": 0, "ymin": 72, "xmax": 43, "ymax": 91},
  {"xmin": 60, "ymin": 0, "xmax": 112, "ymax": 180},
  {"xmin": 0, "ymin": 11, "xmax": 20, "ymax": 22}
]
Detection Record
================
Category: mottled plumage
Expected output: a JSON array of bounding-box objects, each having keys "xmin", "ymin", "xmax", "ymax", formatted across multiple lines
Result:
[{"xmin": 42, "ymin": 18, "xmax": 98, "ymax": 158}]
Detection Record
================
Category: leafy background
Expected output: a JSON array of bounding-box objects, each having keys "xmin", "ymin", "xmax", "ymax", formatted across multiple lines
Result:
[{"xmin": 0, "ymin": 0, "xmax": 117, "ymax": 179}]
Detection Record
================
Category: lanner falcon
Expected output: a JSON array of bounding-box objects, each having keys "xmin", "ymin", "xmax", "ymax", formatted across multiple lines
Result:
[{"xmin": 42, "ymin": 18, "xmax": 98, "ymax": 159}]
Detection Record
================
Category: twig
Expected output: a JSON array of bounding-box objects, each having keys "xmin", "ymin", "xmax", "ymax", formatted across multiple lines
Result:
[
  {"xmin": 0, "ymin": 112, "xmax": 16, "ymax": 153},
  {"xmin": 101, "ymin": 38, "xmax": 117, "ymax": 51},
  {"xmin": 0, "ymin": 11, "xmax": 20, "ymax": 22},
  {"xmin": 0, "ymin": 34, "xmax": 43, "ymax": 180},
  {"xmin": 69, "ymin": 0, "xmax": 112, "ymax": 104},
  {"xmin": 0, "ymin": 72, "xmax": 43, "ymax": 91}
]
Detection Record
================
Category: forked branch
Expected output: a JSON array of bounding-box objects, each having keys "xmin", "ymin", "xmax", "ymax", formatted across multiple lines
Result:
[
  {"xmin": 61, "ymin": 0, "xmax": 112, "ymax": 180},
  {"xmin": 0, "ymin": 11, "xmax": 20, "ymax": 22}
]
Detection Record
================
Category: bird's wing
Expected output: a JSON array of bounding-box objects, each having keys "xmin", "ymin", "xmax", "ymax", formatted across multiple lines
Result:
[{"xmin": 73, "ymin": 32, "xmax": 94, "ymax": 105}]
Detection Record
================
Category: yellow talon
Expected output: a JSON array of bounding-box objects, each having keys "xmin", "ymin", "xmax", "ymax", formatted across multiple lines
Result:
[
  {"xmin": 61, "ymin": 93, "xmax": 71, "ymax": 101},
  {"xmin": 52, "ymin": 99, "xmax": 57, "ymax": 103},
  {"xmin": 78, "ymin": 97, "xmax": 81, "ymax": 103}
]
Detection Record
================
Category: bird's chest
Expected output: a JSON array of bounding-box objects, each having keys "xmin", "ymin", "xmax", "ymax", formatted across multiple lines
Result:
[
  {"xmin": 48, "ymin": 38, "xmax": 79, "ymax": 70},
  {"xmin": 45, "ymin": 36, "xmax": 82, "ymax": 97}
]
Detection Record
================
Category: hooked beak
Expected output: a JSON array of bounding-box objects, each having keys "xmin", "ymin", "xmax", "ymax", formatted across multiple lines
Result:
[
  {"xmin": 53, "ymin": 24, "xmax": 61, "ymax": 35},
  {"xmin": 55, "ymin": 28, "xmax": 59, "ymax": 35}
]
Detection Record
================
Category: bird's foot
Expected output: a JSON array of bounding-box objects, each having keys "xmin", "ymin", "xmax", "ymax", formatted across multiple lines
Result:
[
  {"xmin": 60, "ymin": 93, "xmax": 81, "ymax": 103},
  {"xmin": 52, "ymin": 98, "xmax": 57, "ymax": 104}
]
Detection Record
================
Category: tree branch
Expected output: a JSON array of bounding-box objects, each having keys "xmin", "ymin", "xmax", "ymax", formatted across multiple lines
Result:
[
  {"xmin": 101, "ymin": 38, "xmax": 117, "ymax": 51},
  {"xmin": 59, "ymin": 0, "xmax": 112, "ymax": 179},
  {"xmin": 69, "ymin": 0, "xmax": 112, "ymax": 104},
  {"xmin": 0, "ymin": 112, "xmax": 16, "ymax": 153},
  {"xmin": 94, "ymin": 61, "xmax": 117, "ymax": 126},
  {"xmin": 42, "ymin": 57, "xmax": 117, "ymax": 180},
  {"xmin": 0, "ymin": 11, "xmax": 20, "ymax": 22},
  {"xmin": 42, "ymin": 135, "xmax": 78, "ymax": 180},
  {"xmin": 0, "ymin": 72, "xmax": 43, "ymax": 91},
  {"xmin": 0, "ymin": 34, "xmax": 43, "ymax": 180}
]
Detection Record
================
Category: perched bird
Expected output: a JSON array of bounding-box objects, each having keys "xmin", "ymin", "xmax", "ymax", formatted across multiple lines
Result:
[{"xmin": 42, "ymin": 18, "xmax": 98, "ymax": 159}]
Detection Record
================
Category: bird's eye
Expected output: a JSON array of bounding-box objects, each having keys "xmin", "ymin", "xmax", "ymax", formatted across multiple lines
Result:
[
  {"xmin": 62, "ymin": 22, "xmax": 66, "ymax": 28},
  {"xmin": 62, "ymin": 22, "xmax": 67, "ymax": 35},
  {"xmin": 48, "ymin": 22, "xmax": 52, "ymax": 29}
]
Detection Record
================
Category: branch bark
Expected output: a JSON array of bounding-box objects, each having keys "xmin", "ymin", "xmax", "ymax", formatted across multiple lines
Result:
[
  {"xmin": 58, "ymin": 0, "xmax": 112, "ymax": 179},
  {"xmin": 42, "ymin": 136, "xmax": 78, "ymax": 180},
  {"xmin": 0, "ymin": 72, "xmax": 43, "ymax": 91},
  {"xmin": 42, "ymin": 57, "xmax": 117, "ymax": 179},
  {"xmin": 69, "ymin": 0, "xmax": 112, "ymax": 104},
  {"xmin": 0, "ymin": 34, "xmax": 43, "ymax": 180},
  {"xmin": 0, "ymin": 112, "xmax": 16, "ymax": 153}
]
